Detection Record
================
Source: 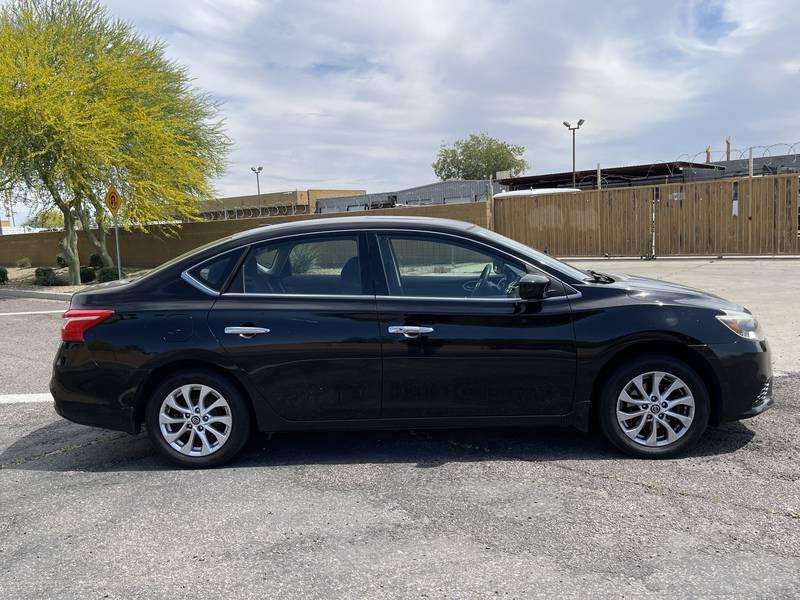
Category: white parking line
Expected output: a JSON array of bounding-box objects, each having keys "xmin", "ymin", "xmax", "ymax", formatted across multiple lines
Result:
[
  {"xmin": 0, "ymin": 310, "xmax": 64, "ymax": 316},
  {"xmin": 0, "ymin": 393, "xmax": 53, "ymax": 404}
]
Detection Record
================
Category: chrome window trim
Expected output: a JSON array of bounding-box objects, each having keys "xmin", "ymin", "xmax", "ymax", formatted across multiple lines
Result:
[
  {"xmin": 222, "ymin": 292, "xmax": 374, "ymax": 301},
  {"xmin": 182, "ymin": 226, "xmax": 580, "ymax": 301},
  {"xmin": 181, "ymin": 271, "xmax": 220, "ymax": 297},
  {"xmin": 218, "ymin": 291, "xmax": 574, "ymax": 303},
  {"xmin": 180, "ymin": 247, "xmax": 244, "ymax": 297},
  {"xmin": 375, "ymin": 294, "xmax": 573, "ymax": 303}
]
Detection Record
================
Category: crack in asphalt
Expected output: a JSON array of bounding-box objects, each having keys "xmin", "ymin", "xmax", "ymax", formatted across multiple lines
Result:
[
  {"xmin": 426, "ymin": 432, "xmax": 799, "ymax": 522},
  {"xmin": 543, "ymin": 461, "xmax": 799, "ymax": 521},
  {"xmin": 0, "ymin": 432, "xmax": 129, "ymax": 469}
]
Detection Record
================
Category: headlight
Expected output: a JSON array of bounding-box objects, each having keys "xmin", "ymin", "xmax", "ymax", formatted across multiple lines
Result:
[{"xmin": 715, "ymin": 311, "xmax": 764, "ymax": 340}]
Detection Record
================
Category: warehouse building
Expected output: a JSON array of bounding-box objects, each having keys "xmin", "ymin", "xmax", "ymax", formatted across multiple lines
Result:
[
  {"xmin": 315, "ymin": 180, "xmax": 507, "ymax": 214},
  {"xmin": 199, "ymin": 188, "xmax": 366, "ymax": 220},
  {"xmin": 498, "ymin": 155, "xmax": 800, "ymax": 191}
]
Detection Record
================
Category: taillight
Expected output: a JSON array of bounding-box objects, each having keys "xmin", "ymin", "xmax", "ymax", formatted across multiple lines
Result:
[{"xmin": 61, "ymin": 309, "xmax": 114, "ymax": 342}]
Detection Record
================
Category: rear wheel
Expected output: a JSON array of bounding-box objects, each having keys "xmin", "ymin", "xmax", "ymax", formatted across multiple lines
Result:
[
  {"xmin": 145, "ymin": 370, "xmax": 251, "ymax": 468},
  {"xmin": 598, "ymin": 356, "xmax": 709, "ymax": 458}
]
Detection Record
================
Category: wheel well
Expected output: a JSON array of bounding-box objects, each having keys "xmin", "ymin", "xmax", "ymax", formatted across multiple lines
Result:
[
  {"xmin": 134, "ymin": 360, "xmax": 257, "ymax": 431},
  {"xmin": 588, "ymin": 341, "xmax": 722, "ymax": 430}
]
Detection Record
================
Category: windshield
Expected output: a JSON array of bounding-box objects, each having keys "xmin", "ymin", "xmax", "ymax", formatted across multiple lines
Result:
[{"xmin": 472, "ymin": 226, "xmax": 589, "ymax": 282}]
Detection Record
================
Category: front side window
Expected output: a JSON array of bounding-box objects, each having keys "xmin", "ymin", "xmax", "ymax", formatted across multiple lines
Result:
[
  {"xmin": 379, "ymin": 234, "xmax": 525, "ymax": 298},
  {"xmin": 235, "ymin": 235, "xmax": 364, "ymax": 295},
  {"xmin": 473, "ymin": 226, "xmax": 590, "ymax": 282}
]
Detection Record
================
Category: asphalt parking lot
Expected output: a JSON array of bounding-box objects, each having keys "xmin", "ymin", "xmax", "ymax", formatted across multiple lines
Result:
[{"xmin": 1, "ymin": 259, "xmax": 799, "ymax": 598}]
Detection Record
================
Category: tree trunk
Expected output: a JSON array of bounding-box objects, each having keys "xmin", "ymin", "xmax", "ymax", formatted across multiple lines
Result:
[
  {"xmin": 60, "ymin": 208, "xmax": 81, "ymax": 285},
  {"xmin": 42, "ymin": 176, "xmax": 80, "ymax": 285},
  {"xmin": 77, "ymin": 204, "xmax": 114, "ymax": 268}
]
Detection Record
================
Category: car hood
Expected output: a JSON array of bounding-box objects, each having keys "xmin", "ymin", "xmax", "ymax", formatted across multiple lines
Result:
[{"xmin": 608, "ymin": 273, "xmax": 744, "ymax": 313}]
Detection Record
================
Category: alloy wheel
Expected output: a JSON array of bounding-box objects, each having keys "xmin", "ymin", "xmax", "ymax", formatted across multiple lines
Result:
[
  {"xmin": 158, "ymin": 384, "xmax": 233, "ymax": 456},
  {"xmin": 615, "ymin": 371, "xmax": 695, "ymax": 448}
]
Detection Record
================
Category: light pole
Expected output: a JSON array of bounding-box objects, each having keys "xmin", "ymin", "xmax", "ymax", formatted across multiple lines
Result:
[
  {"xmin": 250, "ymin": 166, "xmax": 263, "ymax": 200},
  {"xmin": 562, "ymin": 119, "xmax": 585, "ymax": 188}
]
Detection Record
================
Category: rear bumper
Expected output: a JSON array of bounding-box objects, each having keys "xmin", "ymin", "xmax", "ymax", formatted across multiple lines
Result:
[
  {"xmin": 702, "ymin": 339, "xmax": 773, "ymax": 422},
  {"xmin": 50, "ymin": 343, "xmax": 141, "ymax": 434},
  {"xmin": 52, "ymin": 393, "xmax": 138, "ymax": 434}
]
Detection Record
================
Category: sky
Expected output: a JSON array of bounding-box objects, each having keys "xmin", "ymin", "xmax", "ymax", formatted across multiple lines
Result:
[{"xmin": 7, "ymin": 0, "xmax": 800, "ymax": 222}]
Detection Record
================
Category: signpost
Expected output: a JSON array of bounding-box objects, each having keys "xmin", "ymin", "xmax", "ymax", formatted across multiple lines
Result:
[{"xmin": 105, "ymin": 187, "xmax": 123, "ymax": 279}]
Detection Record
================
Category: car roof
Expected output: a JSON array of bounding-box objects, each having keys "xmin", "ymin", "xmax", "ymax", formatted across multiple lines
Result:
[{"xmin": 229, "ymin": 215, "xmax": 481, "ymax": 243}]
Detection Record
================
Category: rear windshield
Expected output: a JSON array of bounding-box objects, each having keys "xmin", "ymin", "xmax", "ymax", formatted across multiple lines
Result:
[{"xmin": 135, "ymin": 237, "xmax": 234, "ymax": 283}]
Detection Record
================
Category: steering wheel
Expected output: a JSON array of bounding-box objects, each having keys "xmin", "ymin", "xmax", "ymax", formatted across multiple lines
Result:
[{"xmin": 471, "ymin": 263, "xmax": 493, "ymax": 297}]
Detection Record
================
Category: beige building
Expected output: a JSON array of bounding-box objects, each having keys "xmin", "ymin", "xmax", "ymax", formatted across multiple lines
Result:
[{"xmin": 200, "ymin": 189, "xmax": 366, "ymax": 219}]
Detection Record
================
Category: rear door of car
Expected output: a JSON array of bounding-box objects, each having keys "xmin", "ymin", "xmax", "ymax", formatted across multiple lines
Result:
[
  {"xmin": 372, "ymin": 230, "xmax": 577, "ymax": 419},
  {"xmin": 205, "ymin": 231, "xmax": 382, "ymax": 422}
]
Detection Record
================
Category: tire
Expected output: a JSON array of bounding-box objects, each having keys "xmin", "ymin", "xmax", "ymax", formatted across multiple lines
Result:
[
  {"xmin": 145, "ymin": 369, "xmax": 251, "ymax": 468},
  {"xmin": 598, "ymin": 356, "xmax": 709, "ymax": 459}
]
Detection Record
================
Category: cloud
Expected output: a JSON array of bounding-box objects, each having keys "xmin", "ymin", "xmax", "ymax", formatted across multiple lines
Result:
[{"xmin": 6, "ymin": 0, "xmax": 800, "ymax": 226}]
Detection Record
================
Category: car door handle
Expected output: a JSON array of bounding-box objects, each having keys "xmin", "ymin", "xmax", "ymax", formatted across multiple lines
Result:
[
  {"xmin": 388, "ymin": 325, "xmax": 434, "ymax": 339},
  {"xmin": 224, "ymin": 326, "xmax": 270, "ymax": 339}
]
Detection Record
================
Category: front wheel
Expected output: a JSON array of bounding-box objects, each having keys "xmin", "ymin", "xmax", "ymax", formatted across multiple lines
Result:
[
  {"xmin": 145, "ymin": 370, "xmax": 251, "ymax": 468},
  {"xmin": 598, "ymin": 356, "xmax": 710, "ymax": 458}
]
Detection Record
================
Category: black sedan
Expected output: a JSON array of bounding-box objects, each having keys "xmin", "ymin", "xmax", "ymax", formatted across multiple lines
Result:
[{"xmin": 52, "ymin": 216, "xmax": 773, "ymax": 467}]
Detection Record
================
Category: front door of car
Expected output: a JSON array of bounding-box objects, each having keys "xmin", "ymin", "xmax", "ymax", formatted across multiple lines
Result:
[
  {"xmin": 373, "ymin": 231, "xmax": 576, "ymax": 419},
  {"xmin": 207, "ymin": 232, "xmax": 381, "ymax": 422}
]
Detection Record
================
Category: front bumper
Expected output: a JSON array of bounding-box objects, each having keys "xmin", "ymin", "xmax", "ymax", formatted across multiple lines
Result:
[
  {"xmin": 702, "ymin": 338, "xmax": 773, "ymax": 422},
  {"xmin": 737, "ymin": 377, "xmax": 774, "ymax": 419}
]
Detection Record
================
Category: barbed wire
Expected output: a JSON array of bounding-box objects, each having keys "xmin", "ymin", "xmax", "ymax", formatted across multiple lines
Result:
[
  {"xmin": 199, "ymin": 204, "xmax": 310, "ymax": 221},
  {"xmin": 675, "ymin": 142, "xmax": 800, "ymax": 164},
  {"xmin": 599, "ymin": 142, "xmax": 800, "ymax": 183}
]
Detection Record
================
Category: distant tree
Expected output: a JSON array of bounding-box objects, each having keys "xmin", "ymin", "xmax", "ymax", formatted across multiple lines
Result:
[
  {"xmin": 0, "ymin": 0, "xmax": 229, "ymax": 283},
  {"xmin": 26, "ymin": 208, "xmax": 64, "ymax": 229},
  {"xmin": 432, "ymin": 133, "xmax": 529, "ymax": 181}
]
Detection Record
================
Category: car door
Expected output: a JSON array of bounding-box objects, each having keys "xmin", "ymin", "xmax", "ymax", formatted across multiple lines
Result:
[
  {"xmin": 207, "ymin": 231, "xmax": 382, "ymax": 421},
  {"xmin": 373, "ymin": 231, "xmax": 576, "ymax": 419}
]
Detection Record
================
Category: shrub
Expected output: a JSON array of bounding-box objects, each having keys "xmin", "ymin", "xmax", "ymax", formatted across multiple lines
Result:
[
  {"xmin": 79, "ymin": 266, "xmax": 96, "ymax": 283},
  {"xmin": 289, "ymin": 245, "xmax": 319, "ymax": 274},
  {"xmin": 97, "ymin": 266, "xmax": 124, "ymax": 282},
  {"xmin": 88, "ymin": 253, "xmax": 103, "ymax": 269},
  {"xmin": 16, "ymin": 257, "xmax": 31, "ymax": 269},
  {"xmin": 34, "ymin": 267, "xmax": 57, "ymax": 286},
  {"xmin": 0, "ymin": 266, "xmax": 7, "ymax": 285},
  {"xmin": 55, "ymin": 253, "xmax": 67, "ymax": 268}
]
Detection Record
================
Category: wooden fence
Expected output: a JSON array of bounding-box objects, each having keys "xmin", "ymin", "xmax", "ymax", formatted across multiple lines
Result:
[
  {"xmin": 0, "ymin": 175, "xmax": 797, "ymax": 267},
  {"xmin": 493, "ymin": 187, "xmax": 653, "ymax": 257},
  {"xmin": 493, "ymin": 174, "xmax": 798, "ymax": 257},
  {"xmin": 654, "ymin": 175, "xmax": 799, "ymax": 255}
]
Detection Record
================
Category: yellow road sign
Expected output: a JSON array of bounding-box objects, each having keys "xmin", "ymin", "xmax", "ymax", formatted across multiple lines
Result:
[{"xmin": 105, "ymin": 186, "xmax": 123, "ymax": 216}]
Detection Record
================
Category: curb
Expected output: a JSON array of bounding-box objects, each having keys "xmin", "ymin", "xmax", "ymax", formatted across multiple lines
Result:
[{"xmin": 0, "ymin": 288, "xmax": 73, "ymax": 301}]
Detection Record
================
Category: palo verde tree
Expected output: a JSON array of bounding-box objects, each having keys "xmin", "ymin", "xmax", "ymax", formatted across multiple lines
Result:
[
  {"xmin": 432, "ymin": 133, "xmax": 529, "ymax": 181},
  {"xmin": 0, "ymin": 0, "xmax": 228, "ymax": 283},
  {"xmin": 26, "ymin": 207, "xmax": 64, "ymax": 229}
]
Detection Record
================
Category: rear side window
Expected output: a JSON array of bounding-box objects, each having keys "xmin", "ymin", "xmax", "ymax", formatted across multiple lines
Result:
[
  {"xmin": 234, "ymin": 234, "xmax": 365, "ymax": 295},
  {"xmin": 187, "ymin": 250, "xmax": 242, "ymax": 292}
]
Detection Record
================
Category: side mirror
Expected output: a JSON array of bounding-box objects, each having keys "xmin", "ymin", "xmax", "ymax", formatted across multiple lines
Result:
[{"xmin": 518, "ymin": 274, "xmax": 550, "ymax": 300}]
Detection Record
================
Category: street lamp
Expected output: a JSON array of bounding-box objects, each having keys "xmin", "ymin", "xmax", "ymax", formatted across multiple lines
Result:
[
  {"xmin": 250, "ymin": 166, "xmax": 263, "ymax": 200},
  {"xmin": 563, "ymin": 119, "xmax": 585, "ymax": 188}
]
